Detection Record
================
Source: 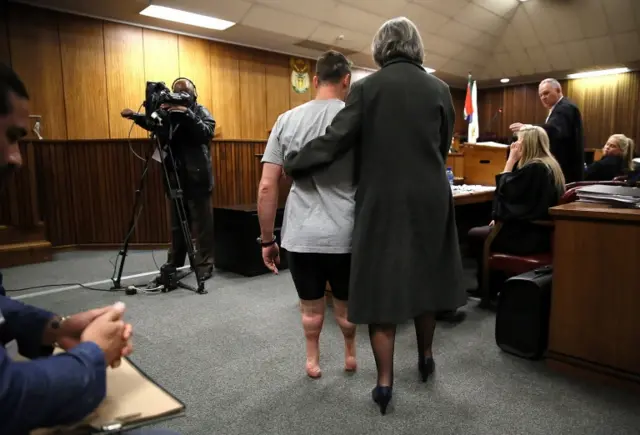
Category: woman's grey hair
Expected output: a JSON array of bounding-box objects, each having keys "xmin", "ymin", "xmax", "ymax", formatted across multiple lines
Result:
[{"xmin": 371, "ymin": 17, "xmax": 424, "ymax": 67}]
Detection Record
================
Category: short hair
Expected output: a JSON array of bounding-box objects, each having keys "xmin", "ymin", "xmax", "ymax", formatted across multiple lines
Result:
[
  {"xmin": 0, "ymin": 63, "xmax": 29, "ymax": 116},
  {"xmin": 540, "ymin": 78, "xmax": 562, "ymax": 91},
  {"xmin": 372, "ymin": 17, "xmax": 424, "ymax": 67},
  {"xmin": 315, "ymin": 50, "xmax": 352, "ymax": 84}
]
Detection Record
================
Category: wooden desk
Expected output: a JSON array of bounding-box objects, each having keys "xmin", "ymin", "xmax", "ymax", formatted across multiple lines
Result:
[
  {"xmin": 446, "ymin": 152, "xmax": 464, "ymax": 179},
  {"xmin": 547, "ymin": 202, "xmax": 640, "ymax": 390},
  {"xmin": 213, "ymin": 204, "xmax": 289, "ymax": 277},
  {"xmin": 453, "ymin": 188, "xmax": 494, "ymax": 206},
  {"xmin": 462, "ymin": 142, "xmax": 509, "ymax": 186}
]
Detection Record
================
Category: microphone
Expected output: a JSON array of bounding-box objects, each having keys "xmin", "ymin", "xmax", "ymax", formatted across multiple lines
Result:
[{"xmin": 490, "ymin": 108, "xmax": 502, "ymax": 125}]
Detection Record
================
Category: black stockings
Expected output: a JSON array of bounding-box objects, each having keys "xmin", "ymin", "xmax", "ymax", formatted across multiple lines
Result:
[
  {"xmin": 414, "ymin": 312, "xmax": 436, "ymax": 360},
  {"xmin": 368, "ymin": 324, "xmax": 396, "ymax": 387},
  {"xmin": 368, "ymin": 311, "xmax": 436, "ymax": 387}
]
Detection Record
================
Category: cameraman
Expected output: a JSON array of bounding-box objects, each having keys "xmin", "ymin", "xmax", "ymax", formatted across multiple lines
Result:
[{"xmin": 121, "ymin": 78, "xmax": 216, "ymax": 281}]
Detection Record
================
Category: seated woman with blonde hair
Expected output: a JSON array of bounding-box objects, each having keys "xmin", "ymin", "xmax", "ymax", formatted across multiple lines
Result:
[
  {"xmin": 585, "ymin": 134, "xmax": 636, "ymax": 181},
  {"xmin": 467, "ymin": 126, "xmax": 566, "ymax": 297}
]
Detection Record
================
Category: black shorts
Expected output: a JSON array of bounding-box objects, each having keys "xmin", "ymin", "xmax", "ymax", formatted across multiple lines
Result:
[{"xmin": 288, "ymin": 252, "xmax": 351, "ymax": 301}]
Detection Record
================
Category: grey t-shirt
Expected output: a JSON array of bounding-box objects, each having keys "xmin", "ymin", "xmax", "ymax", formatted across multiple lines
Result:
[{"xmin": 261, "ymin": 99, "xmax": 355, "ymax": 254}]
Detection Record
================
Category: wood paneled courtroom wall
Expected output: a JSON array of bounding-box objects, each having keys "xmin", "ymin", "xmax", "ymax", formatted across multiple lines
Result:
[
  {"xmin": 477, "ymin": 72, "xmax": 640, "ymax": 152},
  {"xmin": 4, "ymin": 3, "xmax": 319, "ymax": 142}
]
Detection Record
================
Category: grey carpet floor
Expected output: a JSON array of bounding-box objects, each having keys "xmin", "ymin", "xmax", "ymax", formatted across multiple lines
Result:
[{"xmin": 4, "ymin": 251, "xmax": 640, "ymax": 435}]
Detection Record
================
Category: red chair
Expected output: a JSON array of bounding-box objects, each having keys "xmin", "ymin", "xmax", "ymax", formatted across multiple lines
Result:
[{"xmin": 480, "ymin": 221, "xmax": 553, "ymax": 307}]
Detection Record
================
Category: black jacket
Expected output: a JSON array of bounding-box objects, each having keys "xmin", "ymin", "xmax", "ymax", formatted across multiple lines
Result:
[
  {"xmin": 584, "ymin": 154, "xmax": 626, "ymax": 181},
  {"xmin": 133, "ymin": 104, "xmax": 216, "ymax": 197},
  {"xmin": 492, "ymin": 162, "xmax": 561, "ymax": 255},
  {"xmin": 541, "ymin": 97, "xmax": 584, "ymax": 183}
]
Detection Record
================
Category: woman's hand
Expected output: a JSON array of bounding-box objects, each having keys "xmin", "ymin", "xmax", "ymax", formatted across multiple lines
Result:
[
  {"xmin": 509, "ymin": 139, "xmax": 523, "ymax": 162},
  {"xmin": 503, "ymin": 139, "xmax": 522, "ymax": 173}
]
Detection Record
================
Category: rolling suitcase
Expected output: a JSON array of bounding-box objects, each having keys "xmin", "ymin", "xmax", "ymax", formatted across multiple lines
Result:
[{"xmin": 495, "ymin": 265, "xmax": 553, "ymax": 360}]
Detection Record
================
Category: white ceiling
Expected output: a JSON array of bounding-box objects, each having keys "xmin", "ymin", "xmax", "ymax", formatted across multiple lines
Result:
[{"xmin": 13, "ymin": 0, "xmax": 640, "ymax": 87}]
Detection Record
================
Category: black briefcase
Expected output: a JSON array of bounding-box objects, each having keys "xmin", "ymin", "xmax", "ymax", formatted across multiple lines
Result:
[{"xmin": 495, "ymin": 266, "xmax": 553, "ymax": 360}]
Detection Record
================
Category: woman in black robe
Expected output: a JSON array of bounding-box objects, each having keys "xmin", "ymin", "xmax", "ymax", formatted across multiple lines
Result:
[
  {"xmin": 584, "ymin": 134, "xmax": 636, "ymax": 181},
  {"xmin": 284, "ymin": 17, "xmax": 466, "ymax": 414},
  {"xmin": 467, "ymin": 125, "xmax": 566, "ymax": 296}
]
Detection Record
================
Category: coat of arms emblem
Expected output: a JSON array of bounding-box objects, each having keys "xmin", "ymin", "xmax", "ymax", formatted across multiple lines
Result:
[{"xmin": 290, "ymin": 58, "xmax": 310, "ymax": 94}]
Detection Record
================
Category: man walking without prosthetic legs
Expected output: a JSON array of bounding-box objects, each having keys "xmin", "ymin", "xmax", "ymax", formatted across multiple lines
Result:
[{"xmin": 257, "ymin": 51, "xmax": 357, "ymax": 378}]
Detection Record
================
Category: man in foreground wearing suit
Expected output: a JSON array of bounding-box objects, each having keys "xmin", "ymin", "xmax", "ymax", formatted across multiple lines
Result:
[
  {"xmin": 0, "ymin": 63, "xmax": 178, "ymax": 434},
  {"xmin": 510, "ymin": 78, "xmax": 584, "ymax": 183}
]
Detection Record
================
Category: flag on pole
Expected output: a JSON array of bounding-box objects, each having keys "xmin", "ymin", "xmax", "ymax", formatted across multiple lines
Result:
[
  {"xmin": 468, "ymin": 80, "xmax": 479, "ymax": 143},
  {"xmin": 464, "ymin": 73, "xmax": 479, "ymax": 143},
  {"xmin": 464, "ymin": 74, "xmax": 473, "ymax": 122}
]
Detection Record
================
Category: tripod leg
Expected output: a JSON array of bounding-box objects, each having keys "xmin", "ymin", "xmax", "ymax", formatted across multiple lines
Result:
[
  {"xmin": 112, "ymin": 145, "xmax": 155, "ymax": 289},
  {"xmin": 159, "ymin": 137, "xmax": 207, "ymax": 294}
]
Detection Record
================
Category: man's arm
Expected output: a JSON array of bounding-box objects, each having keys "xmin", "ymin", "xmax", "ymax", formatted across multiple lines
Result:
[
  {"xmin": 181, "ymin": 105, "xmax": 216, "ymax": 143},
  {"xmin": 258, "ymin": 120, "xmax": 284, "ymax": 241},
  {"xmin": 0, "ymin": 296, "xmax": 107, "ymax": 433},
  {"xmin": 257, "ymin": 163, "xmax": 282, "ymax": 241},
  {"xmin": 0, "ymin": 291, "xmax": 55, "ymax": 359},
  {"xmin": 283, "ymin": 81, "xmax": 363, "ymax": 178},
  {"xmin": 0, "ymin": 343, "xmax": 106, "ymax": 433}
]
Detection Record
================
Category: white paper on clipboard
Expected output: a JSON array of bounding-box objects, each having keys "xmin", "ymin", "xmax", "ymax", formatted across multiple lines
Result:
[{"xmin": 152, "ymin": 148, "xmax": 167, "ymax": 162}]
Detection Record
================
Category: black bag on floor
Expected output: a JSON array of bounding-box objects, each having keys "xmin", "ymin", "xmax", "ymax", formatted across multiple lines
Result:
[{"xmin": 495, "ymin": 265, "xmax": 553, "ymax": 360}]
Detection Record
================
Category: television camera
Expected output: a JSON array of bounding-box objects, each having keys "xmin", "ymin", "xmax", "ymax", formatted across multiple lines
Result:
[{"xmin": 143, "ymin": 81, "xmax": 195, "ymax": 128}]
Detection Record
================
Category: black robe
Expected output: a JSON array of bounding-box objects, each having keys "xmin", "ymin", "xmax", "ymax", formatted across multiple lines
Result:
[
  {"xmin": 541, "ymin": 97, "xmax": 585, "ymax": 183},
  {"xmin": 584, "ymin": 155, "xmax": 625, "ymax": 181},
  {"xmin": 492, "ymin": 162, "xmax": 561, "ymax": 255},
  {"xmin": 284, "ymin": 57, "xmax": 466, "ymax": 324}
]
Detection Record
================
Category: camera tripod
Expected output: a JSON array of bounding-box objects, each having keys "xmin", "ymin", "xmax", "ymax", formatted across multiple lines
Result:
[{"xmin": 111, "ymin": 120, "xmax": 207, "ymax": 295}]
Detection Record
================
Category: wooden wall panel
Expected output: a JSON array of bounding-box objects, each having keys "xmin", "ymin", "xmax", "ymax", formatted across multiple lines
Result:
[
  {"xmin": 210, "ymin": 42, "xmax": 241, "ymax": 139},
  {"xmin": 178, "ymin": 35, "xmax": 212, "ymax": 113},
  {"xmin": 238, "ymin": 48, "xmax": 268, "ymax": 140},
  {"xmin": 142, "ymin": 29, "xmax": 179, "ymax": 91},
  {"xmin": 4, "ymin": 4, "xmax": 353, "ymax": 142},
  {"xmin": 2, "ymin": 139, "xmax": 266, "ymax": 247},
  {"xmin": 58, "ymin": 15, "xmax": 110, "ymax": 139},
  {"xmin": 0, "ymin": 1, "xmax": 9, "ymax": 65},
  {"xmin": 451, "ymin": 88, "xmax": 466, "ymax": 135},
  {"xmin": 103, "ymin": 23, "xmax": 146, "ymax": 139},
  {"xmin": 265, "ymin": 55, "xmax": 291, "ymax": 131},
  {"xmin": 565, "ymin": 73, "xmax": 640, "ymax": 150},
  {"xmin": 8, "ymin": 6, "xmax": 67, "ymax": 140},
  {"xmin": 477, "ymin": 71, "xmax": 640, "ymax": 153}
]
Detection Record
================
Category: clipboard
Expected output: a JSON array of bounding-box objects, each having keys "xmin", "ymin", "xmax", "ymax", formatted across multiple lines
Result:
[{"xmin": 23, "ymin": 352, "xmax": 185, "ymax": 434}]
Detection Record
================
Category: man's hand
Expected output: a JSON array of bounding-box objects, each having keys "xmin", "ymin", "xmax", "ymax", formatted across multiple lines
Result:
[
  {"xmin": 509, "ymin": 122, "xmax": 524, "ymax": 132},
  {"xmin": 160, "ymin": 104, "xmax": 188, "ymax": 113},
  {"xmin": 54, "ymin": 305, "xmax": 133, "ymax": 368},
  {"xmin": 262, "ymin": 244, "xmax": 280, "ymax": 274},
  {"xmin": 78, "ymin": 303, "xmax": 133, "ymax": 368},
  {"xmin": 121, "ymin": 108, "xmax": 134, "ymax": 119}
]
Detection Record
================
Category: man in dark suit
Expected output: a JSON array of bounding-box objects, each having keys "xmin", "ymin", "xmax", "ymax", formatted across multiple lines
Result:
[{"xmin": 510, "ymin": 78, "xmax": 584, "ymax": 183}]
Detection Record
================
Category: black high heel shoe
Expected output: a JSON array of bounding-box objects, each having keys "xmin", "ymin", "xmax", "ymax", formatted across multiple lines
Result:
[
  {"xmin": 418, "ymin": 357, "xmax": 435, "ymax": 382},
  {"xmin": 371, "ymin": 386, "xmax": 393, "ymax": 415}
]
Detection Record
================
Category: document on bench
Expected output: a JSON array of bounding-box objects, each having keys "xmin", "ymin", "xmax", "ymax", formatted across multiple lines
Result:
[{"xmin": 25, "ymin": 353, "xmax": 185, "ymax": 434}]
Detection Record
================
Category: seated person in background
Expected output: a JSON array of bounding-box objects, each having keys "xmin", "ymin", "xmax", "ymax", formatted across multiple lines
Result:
[
  {"xmin": 467, "ymin": 126, "xmax": 566, "ymax": 296},
  {"xmin": 584, "ymin": 134, "xmax": 635, "ymax": 181}
]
